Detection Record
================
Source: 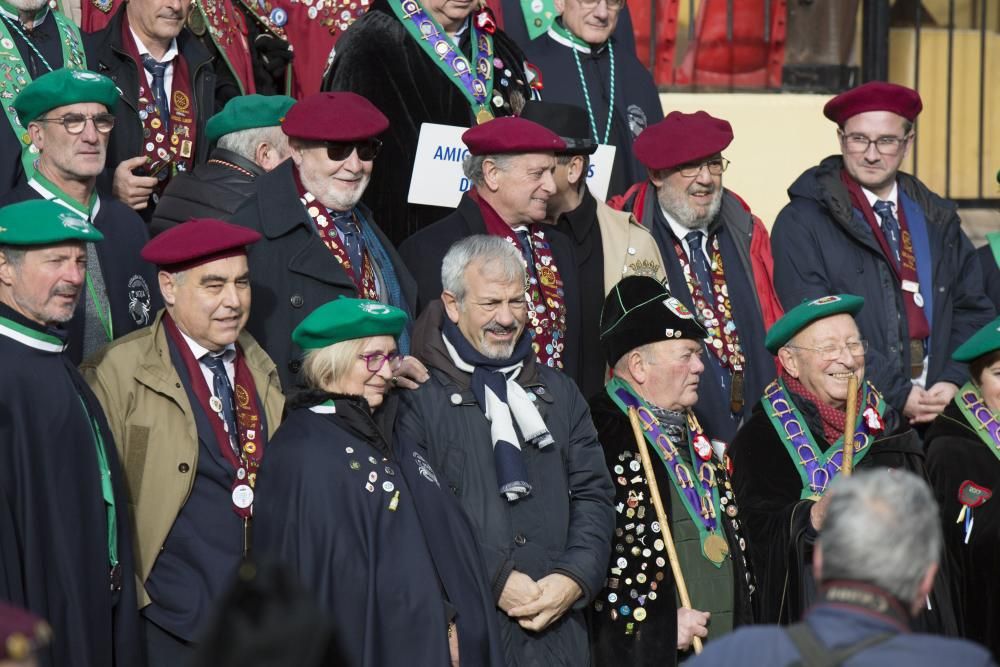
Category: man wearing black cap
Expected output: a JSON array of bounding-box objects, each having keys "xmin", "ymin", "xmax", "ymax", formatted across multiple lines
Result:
[
  {"xmin": 589, "ymin": 275, "xmax": 754, "ymax": 665},
  {"xmin": 81, "ymin": 219, "xmax": 284, "ymax": 665},
  {"xmin": 400, "ymin": 115, "xmax": 586, "ymax": 388},
  {"xmin": 728, "ymin": 294, "xmax": 955, "ymax": 632},
  {"xmin": 0, "ymin": 199, "xmax": 142, "ymax": 667},
  {"xmin": 521, "ymin": 100, "xmax": 664, "ymax": 400},
  {"xmin": 612, "ymin": 110, "xmax": 780, "ymax": 447},
  {"xmin": 771, "ymin": 81, "xmax": 994, "ymax": 427},
  {"xmin": 1, "ymin": 67, "xmax": 160, "ymax": 363},
  {"xmin": 229, "ymin": 91, "xmax": 420, "ymax": 391}
]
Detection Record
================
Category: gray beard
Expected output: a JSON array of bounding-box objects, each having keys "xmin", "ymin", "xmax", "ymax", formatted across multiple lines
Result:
[
  {"xmin": 7, "ymin": 0, "xmax": 48, "ymax": 14},
  {"xmin": 658, "ymin": 186, "xmax": 723, "ymax": 229}
]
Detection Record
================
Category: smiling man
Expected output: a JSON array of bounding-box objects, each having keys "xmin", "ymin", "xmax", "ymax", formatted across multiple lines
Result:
[
  {"xmin": 728, "ymin": 294, "xmax": 957, "ymax": 634},
  {"xmin": 614, "ymin": 110, "xmax": 781, "ymax": 446},
  {"xmin": 85, "ymin": 0, "xmax": 222, "ymax": 218},
  {"xmin": 400, "ymin": 116, "xmax": 587, "ymax": 387},
  {"xmin": 229, "ymin": 91, "xmax": 420, "ymax": 391},
  {"xmin": 588, "ymin": 276, "xmax": 755, "ymax": 666},
  {"xmin": 80, "ymin": 218, "xmax": 284, "ymax": 665},
  {"xmin": 398, "ymin": 234, "xmax": 614, "ymax": 667},
  {"xmin": 771, "ymin": 81, "xmax": 994, "ymax": 428},
  {"xmin": 0, "ymin": 67, "xmax": 159, "ymax": 363}
]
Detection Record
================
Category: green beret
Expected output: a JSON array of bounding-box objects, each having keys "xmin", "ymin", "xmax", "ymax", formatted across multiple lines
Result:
[
  {"xmin": 292, "ymin": 297, "xmax": 407, "ymax": 350},
  {"xmin": 0, "ymin": 200, "xmax": 103, "ymax": 246},
  {"xmin": 953, "ymin": 316, "xmax": 1000, "ymax": 363},
  {"xmin": 205, "ymin": 94, "xmax": 297, "ymax": 145},
  {"xmin": 14, "ymin": 69, "xmax": 119, "ymax": 125},
  {"xmin": 765, "ymin": 294, "xmax": 864, "ymax": 354}
]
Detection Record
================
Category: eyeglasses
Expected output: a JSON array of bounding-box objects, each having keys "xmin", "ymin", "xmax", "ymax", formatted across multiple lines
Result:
[
  {"xmin": 785, "ymin": 340, "xmax": 869, "ymax": 362},
  {"xmin": 676, "ymin": 157, "xmax": 730, "ymax": 178},
  {"xmin": 576, "ymin": 0, "xmax": 626, "ymax": 10},
  {"xmin": 358, "ymin": 350, "xmax": 403, "ymax": 373},
  {"xmin": 840, "ymin": 132, "xmax": 911, "ymax": 156},
  {"xmin": 326, "ymin": 138, "xmax": 382, "ymax": 162},
  {"xmin": 35, "ymin": 113, "xmax": 116, "ymax": 135}
]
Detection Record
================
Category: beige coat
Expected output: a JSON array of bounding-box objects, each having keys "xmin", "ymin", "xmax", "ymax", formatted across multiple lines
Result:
[
  {"xmin": 80, "ymin": 310, "xmax": 284, "ymax": 607},
  {"xmin": 594, "ymin": 198, "xmax": 666, "ymax": 293}
]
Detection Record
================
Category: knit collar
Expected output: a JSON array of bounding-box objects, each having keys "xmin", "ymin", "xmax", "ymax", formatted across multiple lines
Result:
[{"xmin": 0, "ymin": 302, "xmax": 67, "ymax": 353}]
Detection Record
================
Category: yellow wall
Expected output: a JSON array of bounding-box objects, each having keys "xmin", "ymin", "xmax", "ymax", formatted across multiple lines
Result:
[{"xmin": 658, "ymin": 92, "xmax": 837, "ymax": 229}]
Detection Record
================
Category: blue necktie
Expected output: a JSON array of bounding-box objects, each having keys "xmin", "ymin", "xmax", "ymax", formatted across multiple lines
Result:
[
  {"xmin": 515, "ymin": 228, "xmax": 538, "ymax": 282},
  {"xmin": 684, "ymin": 230, "xmax": 714, "ymax": 300},
  {"xmin": 201, "ymin": 353, "xmax": 239, "ymax": 455},
  {"xmin": 141, "ymin": 54, "xmax": 169, "ymax": 129},
  {"xmin": 872, "ymin": 200, "xmax": 902, "ymax": 266},
  {"xmin": 332, "ymin": 212, "xmax": 366, "ymax": 274}
]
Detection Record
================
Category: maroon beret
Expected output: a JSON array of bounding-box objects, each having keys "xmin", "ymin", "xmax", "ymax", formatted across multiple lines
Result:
[
  {"xmin": 0, "ymin": 602, "xmax": 50, "ymax": 660},
  {"xmin": 141, "ymin": 218, "xmax": 262, "ymax": 271},
  {"xmin": 462, "ymin": 117, "xmax": 567, "ymax": 156},
  {"xmin": 633, "ymin": 110, "xmax": 733, "ymax": 171},
  {"xmin": 823, "ymin": 81, "xmax": 923, "ymax": 125},
  {"xmin": 281, "ymin": 92, "xmax": 389, "ymax": 141}
]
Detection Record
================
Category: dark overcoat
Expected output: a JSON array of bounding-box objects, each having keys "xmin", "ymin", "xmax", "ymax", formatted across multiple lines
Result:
[
  {"xmin": 976, "ymin": 242, "xmax": 1000, "ymax": 312},
  {"xmin": 771, "ymin": 156, "xmax": 995, "ymax": 413}
]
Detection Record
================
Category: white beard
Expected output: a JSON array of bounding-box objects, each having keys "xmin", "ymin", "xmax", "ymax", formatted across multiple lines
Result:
[{"xmin": 7, "ymin": 0, "xmax": 49, "ymax": 14}]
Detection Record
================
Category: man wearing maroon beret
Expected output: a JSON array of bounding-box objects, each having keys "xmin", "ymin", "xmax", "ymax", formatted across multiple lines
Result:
[
  {"xmin": 80, "ymin": 219, "xmax": 285, "ymax": 665},
  {"xmin": 771, "ymin": 81, "xmax": 995, "ymax": 426},
  {"xmin": 610, "ymin": 110, "xmax": 782, "ymax": 445},
  {"xmin": 229, "ymin": 92, "xmax": 423, "ymax": 391},
  {"xmin": 399, "ymin": 116, "xmax": 588, "ymax": 388}
]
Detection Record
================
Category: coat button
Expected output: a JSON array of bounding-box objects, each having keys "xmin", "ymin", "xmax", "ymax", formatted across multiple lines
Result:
[
  {"xmin": 514, "ymin": 534, "xmax": 527, "ymax": 546},
  {"xmin": 289, "ymin": 360, "xmax": 302, "ymax": 373},
  {"xmin": 450, "ymin": 393, "xmax": 462, "ymax": 405},
  {"xmin": 290, "ymin": 294, "xmax": 304, "ymax": 308},
  {"xmin": 178, "ymin": 462, "xmax": 190, "ymax": 473}
]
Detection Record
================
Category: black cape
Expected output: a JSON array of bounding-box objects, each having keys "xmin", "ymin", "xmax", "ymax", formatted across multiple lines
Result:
[
  {"xmin": 0, "ymin": 181, "xmax": 161, "ymax": 363},
  {"xmin": 588, "ymin": 390, "xmax": 754, "ymax": 667},
  {"xmin": 728, "ymin": 385, "xmax": 958, "ymax": 635},
  {"xmin": 323, "ymin": 0, "xmax": 532, "ymax": 246},
  {"xmin": 253, "ymin": 393, "xmax": 505, "ymax": 667},
  {"xmin": 925, "ymin": 401, "xmax": 1000, "ymax": 660},
  {"xmin": 0, "ymin": 304, "xmax": 142, "ymax": 667}
]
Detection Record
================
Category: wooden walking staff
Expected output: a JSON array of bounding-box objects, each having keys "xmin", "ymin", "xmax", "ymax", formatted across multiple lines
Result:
[
  {"xmin": 841, "ymin": 373, "xmax": 860, "ymax": 476},
  {"xmin": 627, "ymin": 407, "xmax": 704, "ymax": 655}
]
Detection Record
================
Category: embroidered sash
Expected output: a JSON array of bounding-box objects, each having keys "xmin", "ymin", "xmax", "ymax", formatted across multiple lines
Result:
[
  {"xmin": 300, "ymin": 191, "xmax": 380, "ymax": 301},
  {"xmin": 762, "ymin": 378, "xmax": 884, "ymax": 499},
  {"xmin": 387, "ymin": 0, "xmax": 495, "ymax": 123},
  {"xmin": 191, "ymin": 0, "xmax": 255, "ymax": 94},
  {"xmin": 956, "ymin": 382, "xmax": 1000, "ymax": 463},
  {"xmin": 0, "ymin": 4, "xmax": 86, "ymax": 179},
  {"xmin": 472, "ymin": 189, "xmax": 567, "ymax": 369},
  {"xmin": 121, "ymin": 20, "xmax": 197, "ymax": 194},
  {"xmin": 608, "ymin": 377, "xmax": 729, "ymax": 567},
  {"xmin": 163, "ymin": 313, "xmax": 265, "ymax": 520}
]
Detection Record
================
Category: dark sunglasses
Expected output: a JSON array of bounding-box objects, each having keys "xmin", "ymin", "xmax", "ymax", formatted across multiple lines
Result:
[{"xmin": 326, "ymin": 138, "xmax": 382, "ymax": 162}]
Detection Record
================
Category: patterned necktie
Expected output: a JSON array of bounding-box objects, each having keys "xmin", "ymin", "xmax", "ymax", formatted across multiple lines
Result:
[
  {"xmin": 514, "ymin": 228, "xmax": 538, "ymax": 282},
  {"xmin": 201, "ymin": 353, "xmax": 239, "ymax": 455},
  {"xmin": 684, "ymin": 230, "xmax": 714, "ymax": 301},
  {"xmin": 873, "ymin": 200, "xmax": 902, "ymax": 266},
  {"xmin": 140, "ymin": 53, "xmax": 169, "ymax": 128},
  {"xmin": 332, "ymin": 212, "xmax": 366, "ymax": 275}
]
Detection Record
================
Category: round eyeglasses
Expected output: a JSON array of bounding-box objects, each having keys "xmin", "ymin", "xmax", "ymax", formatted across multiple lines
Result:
[{"xmin": 35, "ymin": 113, "xmax": 116, "ymax": 135}]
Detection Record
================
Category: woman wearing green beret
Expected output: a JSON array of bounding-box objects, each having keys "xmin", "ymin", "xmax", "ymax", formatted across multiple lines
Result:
[
  {"xmin": 925, "ymin": 316, "xmax": 1000, "ymax": 661},
  {"xmin": 252, "ymin": 297, "xmax": 504, "ymax": 667}
]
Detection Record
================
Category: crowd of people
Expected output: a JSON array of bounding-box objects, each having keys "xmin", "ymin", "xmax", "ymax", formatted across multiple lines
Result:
[{"xmin": 1, "ymin": 0, "xmax": 999, "ymax": 665}]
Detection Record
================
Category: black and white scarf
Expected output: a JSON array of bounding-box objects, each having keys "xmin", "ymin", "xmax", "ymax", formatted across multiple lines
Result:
[{"xmin": 441, "ymin": 319, "xmax": 553, "ymax": 501}]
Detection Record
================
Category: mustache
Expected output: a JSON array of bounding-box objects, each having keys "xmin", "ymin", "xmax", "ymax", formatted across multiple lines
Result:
[
  {"xmin": 51, "ymin": 285, "xmax": 80, "ymax": 298},
  {"xmin": 484, "ymin": 323, "xmax": 517, "ymax": 335}
]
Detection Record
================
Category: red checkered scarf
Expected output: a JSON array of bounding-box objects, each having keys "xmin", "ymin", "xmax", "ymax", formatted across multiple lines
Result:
[{"xmin": 781, "ymin": 371, "xmax": 863, "ymax": 446}]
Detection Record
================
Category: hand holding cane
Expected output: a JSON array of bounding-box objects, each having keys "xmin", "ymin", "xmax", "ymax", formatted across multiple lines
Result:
[
  {"xmin": 841, "ymin": 373, "xmax": 860, "ymax": 477},
  {"xmin": 627, "ymin": 407, "xmax": 704, "ymax": 655}
]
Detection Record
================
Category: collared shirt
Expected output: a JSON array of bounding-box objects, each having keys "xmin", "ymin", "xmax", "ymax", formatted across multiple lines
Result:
[
  {"xmin": 658, "ymin": 200, "xmax": 709, "ymax": 258},
  {"xmin": 862, "ymin": 181, "xmax": 899, "ymax": 228},
  {"xmin": 130, "ymin": 27, "xmax": 179, "ymax": 110},
  {"xmin": 178, "ymin": 328, "xmax": 236, "ymax": 390}
]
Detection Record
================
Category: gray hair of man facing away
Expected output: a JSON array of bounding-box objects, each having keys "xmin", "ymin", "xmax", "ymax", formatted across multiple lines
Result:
[
  {"xmin": 462, "ymin": 153, "xmax": 515, "ymax": 187},
  {"xmin": 818, "ymin": 468, "xmax": 941, "ymax": 607},
  {"xmin": 440, "ymin": 234, "xmax": 526, "ymax": 304},
  {"xmin": 217, "ymin": 126, "xmax": 290, "ymax": 166}
]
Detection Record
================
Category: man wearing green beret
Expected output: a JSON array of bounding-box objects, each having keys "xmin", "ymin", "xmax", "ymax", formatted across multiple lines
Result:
[
  {"xmin": 150, "ymin": 94, "xmax": 295, "ymax": 235},
  {"xmin": 0, "ymin": 0, "xmax": 88, "ymax": 197},
  {"xmin": 0, "ymin": 67, "xmax": 161, "ymax": 364},
  {"xmin": 0, "ymin": 199, "xmax": 142, "ymax": 667},
  {"xmin": 727, "ymin": 294, "xmax": 957, "ymax": 634}
]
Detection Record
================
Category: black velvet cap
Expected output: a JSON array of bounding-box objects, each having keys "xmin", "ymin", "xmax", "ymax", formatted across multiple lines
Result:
[
  {"xmin": 600, "ymin": 276, "xmax": 708, "ymax": 366},
  {"xmin": 520, "ymin": 101, "xmax": 599, "ymax": 155}
]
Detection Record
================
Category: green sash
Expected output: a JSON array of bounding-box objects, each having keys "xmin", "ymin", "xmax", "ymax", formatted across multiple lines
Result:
[
  {"xmin": 520, "ymin": 0, "xmax": 555, "ymax": 40},
  {"xmin": 0, "ymin": 1, "xmax": 87, "ymax": 179},
  {"xmin": 955, "ymin": 381, "xmax": 1000, "ymax": 463}
]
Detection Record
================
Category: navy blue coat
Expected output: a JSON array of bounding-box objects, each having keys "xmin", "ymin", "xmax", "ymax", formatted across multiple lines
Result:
[
  {"xmin": 976, "ymin": 242, "xmax": 1000, "ymax": 312},
  {"xmin": 771, "ymin": 156, "xmax": 995, "ymax": 412}
]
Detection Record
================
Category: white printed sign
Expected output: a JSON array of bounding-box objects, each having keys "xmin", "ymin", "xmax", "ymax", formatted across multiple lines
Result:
[{"xmin": 407, "ymin": 122, "xmax": 618, "ymax": 208}]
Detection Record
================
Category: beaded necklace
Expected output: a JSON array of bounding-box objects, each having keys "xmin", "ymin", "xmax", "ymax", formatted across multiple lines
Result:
[{"xmin": 549, "ymin": 20, "xmax": 614, "ymax": 144}]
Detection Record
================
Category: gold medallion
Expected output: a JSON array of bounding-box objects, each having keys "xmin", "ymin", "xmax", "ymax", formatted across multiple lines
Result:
[
  {"xmin": 475, "ymin": 107, "xmax": 494, "ymax": 124},
  {"xmin": 702, "ymin": 533, "xmax": 729, "ymax": 564}
]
